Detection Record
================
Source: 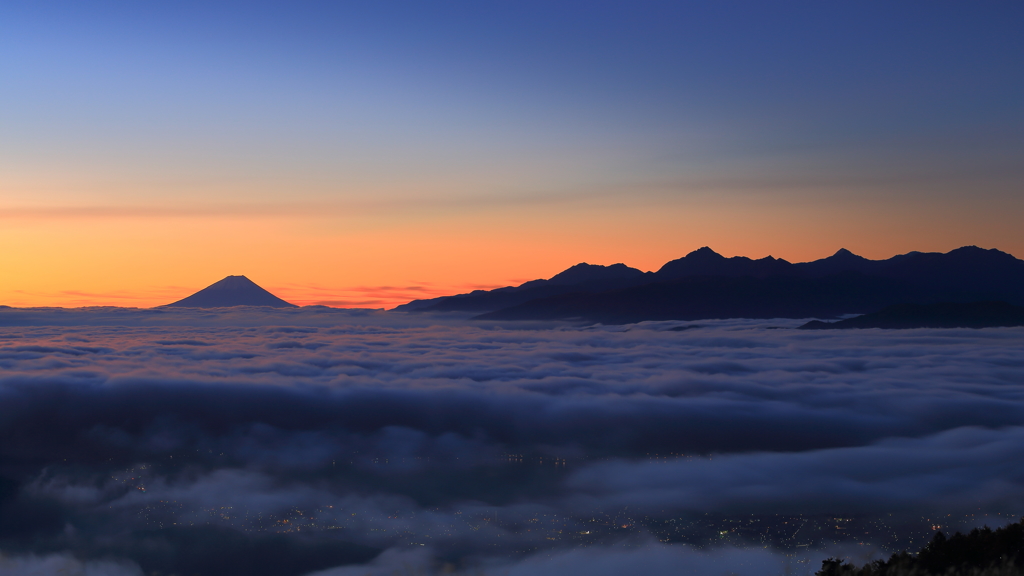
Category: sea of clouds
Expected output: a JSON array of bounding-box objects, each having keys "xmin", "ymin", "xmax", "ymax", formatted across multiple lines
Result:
[{"xmin": 0, "ymin": 307, "xmax": 1022, "ymax": 575}]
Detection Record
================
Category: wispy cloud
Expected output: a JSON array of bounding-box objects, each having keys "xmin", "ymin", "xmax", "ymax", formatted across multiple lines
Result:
[
  {"xmin": 0, "ymin": 204, "xmax": 315, "ymax": 220},
  {"xmin": 271, "ymin": 282, "xmax": 512, "ymax": 310}
]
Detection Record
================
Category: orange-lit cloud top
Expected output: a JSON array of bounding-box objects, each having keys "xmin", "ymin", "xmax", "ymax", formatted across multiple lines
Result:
[{"xmin": 2, "ymin": 3, "xmax": 1022, "ymax": 308}]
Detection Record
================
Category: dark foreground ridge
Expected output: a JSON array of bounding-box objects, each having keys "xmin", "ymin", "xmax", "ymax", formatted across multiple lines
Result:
[
  {"xmin": 817, "ymin": 518, "xmax": 1024, "ymax": 576},
  {"xmin": 397, "ymin": 246, "xmax": 1024, "ymax": 323},
  {"xmin": 800, "ymin": 301, "xmax": 1024, "ymax": 330},
  {"xmin": 164, "ymin": 275, "xmax": 297, "ymax": 308}
]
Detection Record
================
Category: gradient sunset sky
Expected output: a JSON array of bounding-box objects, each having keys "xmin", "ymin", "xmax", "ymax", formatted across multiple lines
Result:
[{"xmin": 2, "ymin": 1, "xmax": 1022, "ymax": 308}]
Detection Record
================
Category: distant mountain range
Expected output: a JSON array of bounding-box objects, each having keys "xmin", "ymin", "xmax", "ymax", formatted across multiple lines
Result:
[
  {"xmin": 165, "ymin": 276, "xmax": 296, "ymax": 308},
  {"xmin": 799, "ymin": 301, "xmax": 1024, "ymax": 330},
  {"xmin": 396, "ymin": 246, "xmax": 1024, "ymax": 323}
]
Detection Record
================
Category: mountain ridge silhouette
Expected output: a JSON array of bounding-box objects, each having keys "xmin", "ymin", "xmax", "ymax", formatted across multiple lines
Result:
[{"xmin": 396, "ymin": 246, "xmax": 1024, "ymax": 322}]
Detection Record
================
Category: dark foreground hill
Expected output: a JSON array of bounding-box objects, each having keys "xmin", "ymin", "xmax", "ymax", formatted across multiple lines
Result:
[
  {"xmin": 818, "ymin": 519, "xmax": 1024, "ymax": 576},
  {"xmin": 800, "ymin": 301, "xmax": 1024, "ymax": 330},
  {"xmin": 399, "ymin": 246, "xmax": 1024, "ymax": 323},
  {"xmin": 164, "ymin": 276, "xmax": 296, "ymax": 308}
]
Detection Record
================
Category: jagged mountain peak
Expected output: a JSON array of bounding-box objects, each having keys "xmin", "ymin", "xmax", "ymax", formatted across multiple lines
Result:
[
  {"xmin": 656, "ymin": 247, "xmax": 789, "ymax": 278},
  {"xmin": 685, "ymin": 247, "xmax": 724, "ymax": 259},
  {"xmin": 546, "ymin": 262, "xmax": 646, "ymax": 286},
  {"xmin": 821, "ymin": 248, "xmax": 871, "ymax": 262}
]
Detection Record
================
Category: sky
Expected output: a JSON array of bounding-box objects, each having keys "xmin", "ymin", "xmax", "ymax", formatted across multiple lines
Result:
[{"xmin": 2, "ymin": 1, "xmax": 1023, "ymax": 308}]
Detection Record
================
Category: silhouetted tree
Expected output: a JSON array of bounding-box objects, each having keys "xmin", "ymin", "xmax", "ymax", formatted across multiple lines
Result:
[{"xmin": 816, "ymin": 519, "xmax": 1024, "ymax": 576}]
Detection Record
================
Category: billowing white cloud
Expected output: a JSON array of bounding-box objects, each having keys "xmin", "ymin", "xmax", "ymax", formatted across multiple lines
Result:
[{"xmin": 567, "ymin": 426, "xmax": 1024, "ymax": 515}]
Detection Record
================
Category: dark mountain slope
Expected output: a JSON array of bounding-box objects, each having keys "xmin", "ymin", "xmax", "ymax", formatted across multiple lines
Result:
[
  {"xmin": 394, "ymin": 263, "xmax": 651, "ymax": 313},
  {"xmin": 800, "ymin": 301, "xmax": 1024, "ymax": 330},
  {"xmin": 475, "ymin": 273, "xmax": 911, "ymax": 323}
]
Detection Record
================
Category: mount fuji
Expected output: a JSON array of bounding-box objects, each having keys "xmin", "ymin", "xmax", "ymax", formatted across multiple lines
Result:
[{"xmin": 164, "ymin": 276, "xmax": 296, "ymax": 308}]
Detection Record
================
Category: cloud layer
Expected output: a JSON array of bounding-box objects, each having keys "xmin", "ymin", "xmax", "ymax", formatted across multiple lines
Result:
[{"xmin": 0, "ymin": 309, "xmax": 1022, "ymax": 574}]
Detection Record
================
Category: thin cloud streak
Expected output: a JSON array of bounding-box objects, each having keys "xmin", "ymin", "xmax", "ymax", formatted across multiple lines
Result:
[
  {"xmin": 272, "ymin": 282, "xmax": 512, "ymax": 310},
  {"xmin": 10, "ymin": 153, "xmax": 1022, "ymax": 223}
]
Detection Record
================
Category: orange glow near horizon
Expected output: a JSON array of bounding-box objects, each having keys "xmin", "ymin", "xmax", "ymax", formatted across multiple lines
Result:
[{"xmin": 2, "ymin": 186, "xmax": 1022, "ymax": 309}]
